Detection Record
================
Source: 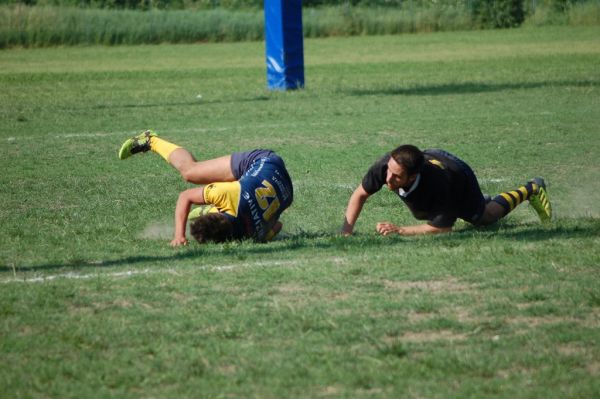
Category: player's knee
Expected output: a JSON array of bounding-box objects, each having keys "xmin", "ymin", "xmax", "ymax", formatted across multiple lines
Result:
[
  {"xmin": 473, "ymin": 215, "xmax": 496, "ymax": 226},
  {"xmin": 477, "ymin": 202, "xmax": 504, "ymax": 225},
  {"xmin": 179, "ymin": 166, "xmax": 196, "ymax": 183}
]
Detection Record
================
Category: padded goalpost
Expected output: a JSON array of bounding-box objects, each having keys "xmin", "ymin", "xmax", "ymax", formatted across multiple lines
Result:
[{"xmin": 264, "ymin": 0, "xmax": 305, "ymax": 90}]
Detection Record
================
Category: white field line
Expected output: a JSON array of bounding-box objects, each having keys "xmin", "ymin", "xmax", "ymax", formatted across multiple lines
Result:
[
  {"xmin": 293, "ymin": 180, "xmax": 356, "ymax": 190},
  {"xmin": 1, "ymin": 269, "xmax": 154, "ymax": 284},
  {"xmin": 4, "ymin": 121, "xmax": 334, "ymax": 143},
  {"xmin": 1, "ymin": 257, "xmax": 347, "ymax": 285}
]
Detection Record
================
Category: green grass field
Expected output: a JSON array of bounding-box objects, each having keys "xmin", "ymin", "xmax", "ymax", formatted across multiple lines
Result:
[{"xmin": 1, "ymin": 25, "xmax": 600, "ymax": 398}]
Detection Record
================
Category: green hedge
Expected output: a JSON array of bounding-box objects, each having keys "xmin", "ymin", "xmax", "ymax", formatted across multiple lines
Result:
[
  {"xmin": 0, "ymin": 0, "xmax": 593, "ymax": 10},
  {"xmin": 470, "ymin": 0, "xmax": 524, "ymax": 28},
  {"xmin": 1, "ymin": 1, "xmax": 598, "ymax": 48},
  {"xmin": 0, "ymin": 0, "xmax": 520, "ymax": 10},
  {"xmin": 0, "ymin": 6, "xmax": 264, "ymax": 46}
]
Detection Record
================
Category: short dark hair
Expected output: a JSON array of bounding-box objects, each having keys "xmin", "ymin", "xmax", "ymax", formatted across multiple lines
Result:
[
  {"xmin": 190, "ymin": 213, "xmax": 234, "ymax": 243},
  {"xmin": 390, "ymin": 145, "xmax": 424, "ymax": 176}
]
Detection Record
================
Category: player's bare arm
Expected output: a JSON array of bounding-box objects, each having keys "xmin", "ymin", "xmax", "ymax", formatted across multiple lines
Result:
[
  {"xmin": 342, "ymin": 184, "xmax": 371, "ymax": 235},
  {"xmin": 171, "ymin": 186, "xmax": 205, "ymax": 247},
  {"xmin": 376, "ymin": 222, "xmax": 452, "ymax": 236}
]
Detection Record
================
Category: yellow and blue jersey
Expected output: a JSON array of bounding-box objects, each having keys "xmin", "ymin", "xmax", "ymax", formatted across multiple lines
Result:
[{"xmin": 203, "ymin": 151, "xmax": 293, "ymax": 241}]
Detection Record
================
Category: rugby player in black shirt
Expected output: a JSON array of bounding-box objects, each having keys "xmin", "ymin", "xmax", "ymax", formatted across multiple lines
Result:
[{"xmin": 342, "ymin": 145, "xmax": 552, "ymax": 236}]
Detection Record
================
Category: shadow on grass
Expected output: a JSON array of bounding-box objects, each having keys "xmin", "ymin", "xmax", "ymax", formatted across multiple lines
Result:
[
  {"xmin": 346, "ymin": 79, "xmax": 600, "ymax": 97},
  {"xmin": 3, "ymin": 220, "xmax": 599, "ymax": 274}
]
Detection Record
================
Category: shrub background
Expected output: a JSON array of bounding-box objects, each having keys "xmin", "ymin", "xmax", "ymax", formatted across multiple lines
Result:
[
  {"xmin": 0, "ymin": 0, "xmax": 594, "ymax": 11},
  {"xmin": 0, "ymin": 0, "xmax": 599, "ymax": 48}
]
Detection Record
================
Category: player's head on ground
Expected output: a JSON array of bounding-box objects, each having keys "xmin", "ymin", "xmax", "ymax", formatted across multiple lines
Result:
[
  {"xmin": 387, "ymin": 144, "xmax": 424, "ymax": 190},
  {"xmin": 190, "ymin": 213, "xmax": 234, "ymax": 243}
]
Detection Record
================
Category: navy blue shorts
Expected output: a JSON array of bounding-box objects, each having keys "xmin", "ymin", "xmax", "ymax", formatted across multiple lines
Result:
[
  {"xmin": 231, "ymin": 149, "xmax": 293, "ymax": 197},
  {"xmin": 231, "ymin": 149, "xmax": 276, "ymax": 180}
]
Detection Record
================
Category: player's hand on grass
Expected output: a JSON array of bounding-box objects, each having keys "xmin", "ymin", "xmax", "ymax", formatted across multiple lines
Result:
[
  {"xmin": 340, "ymin": 228, "xmax": 354, "ymax": 237},
  {"xmin": 376, "ymin": 222, "xmax": 402, "ymax": 236},
  {"xmin": 170, "ymin": 236, "xmax": 189, "ymax": 247},
  {"xmin": 341, "ymin": 220, "xmax": 355, "ymax": 236}
]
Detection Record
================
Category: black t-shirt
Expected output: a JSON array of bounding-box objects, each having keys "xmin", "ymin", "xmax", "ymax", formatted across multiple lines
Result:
[{"xmin": 361, "ymin": 149, "xmax": 476, "ymax": 228}]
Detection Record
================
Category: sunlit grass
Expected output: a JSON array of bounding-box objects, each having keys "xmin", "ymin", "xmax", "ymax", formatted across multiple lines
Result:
[{"xmin": 1, "ymin": 26, "xmax": 599, "ymax": 398}]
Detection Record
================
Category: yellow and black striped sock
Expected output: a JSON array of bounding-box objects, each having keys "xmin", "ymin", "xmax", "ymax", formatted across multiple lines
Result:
[
  {"xmin": 150, "ymin": 136, "xmax": 181, "ymax": 162},
  {"xmin": 492, "ymin": 181, "xmax": 539, "ymax": 216}
]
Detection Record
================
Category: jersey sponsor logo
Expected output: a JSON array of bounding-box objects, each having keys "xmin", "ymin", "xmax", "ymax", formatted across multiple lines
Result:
[
  {"xmin": 249, "ymin": 158, "xmax": 267, "ymax": 177},
  {"xmin": 428, "ymin": 159, "xmax": 445, "ymax": 169},
  {"xmin": 270, "ymin": 170, "xmax": 292, "ymax": 202}
]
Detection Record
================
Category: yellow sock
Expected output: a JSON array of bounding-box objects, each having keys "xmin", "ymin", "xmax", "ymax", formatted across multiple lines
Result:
[{"xmin": 150, "ymin": 137, "xmax": 181, "ymax": 162}]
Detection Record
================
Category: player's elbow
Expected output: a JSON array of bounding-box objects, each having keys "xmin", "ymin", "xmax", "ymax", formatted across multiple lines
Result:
[
  {"xmin": 352, "ymin": 185, "xmax": 370, "ymax": 203},
  {"xmin": 177, "ymin": 188, "xmax": 198, "ymax": 207}
]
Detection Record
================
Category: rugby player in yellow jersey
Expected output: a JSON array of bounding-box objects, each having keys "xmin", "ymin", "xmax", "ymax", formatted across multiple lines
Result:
[
  {"xmin": 342, "ymin": 145, "xmax": 552, "ymax": 236},
  {"xmin": 118, "ymin": 130, "xmax": 293, "ymax": 246}
]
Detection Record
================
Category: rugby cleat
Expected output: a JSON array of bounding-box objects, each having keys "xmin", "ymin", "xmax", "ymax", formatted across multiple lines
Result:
[
  {"xmin": 118, "ymin": 130, "xmax": 156, "ymax": 160},
  {"xmin": 528, "ymin": 177, "xmax": 552, "ymax": 222},
  {"xmin": 188, "ymin": 205, "xmax": 216, "ymax": 222}
]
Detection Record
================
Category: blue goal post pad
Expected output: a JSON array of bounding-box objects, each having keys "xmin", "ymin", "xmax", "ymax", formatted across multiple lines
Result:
[{"xmin": 264, "ymin": 0, "xmax": 305, "ymax": 90}]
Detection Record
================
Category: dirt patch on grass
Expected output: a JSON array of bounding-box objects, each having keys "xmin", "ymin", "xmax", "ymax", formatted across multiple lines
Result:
[
  {"xmin": 69, "ymin": 298, "xmax": 155, "ymax": 315},
  {"xmin": 171, "ymin": 292, "xmax": 198, "ymax": 304},
  {"xmin": 408, "ymin": 306, "xmax": 478, "ymax": 324},
  {"xmin": 557, "ymin": 344, "xmax": 587, "ymax": 356},
  {"xmin": 275, "ymin": 283, "xmax": 306, "ymax": 294},
  {"xmin": 454, "ymin": 306, "xmax": 476, "ymax": 323},
  {"xmin": 555, "ymin": 345, "xmax": 600, "ymax": 377},
  {"xmin": 388, "ymin": 329, "xmax": 468, "ymax": 343},
  {"xmin": 587, "ymin": 362, "xmax": 600, "ymax": 376},
  {"xmin": 218, "ymin": 364, "xmax": 237, "ymax": 376},
  {"xmin": 407, "ymin": 311, "xmax": 436, "ymax": 323},
  {"xmin": 111, "ymin": 299, "xmax": 134, "ymax": 308},
  {"xmin": 383, "ymin": 278, "xmax": 474, "ymax": 293},
  {"xmin": 319, "ymin": 385, "xmax": 342, "ymax": 396},
  {"xmin": 508, "ymin": 314, "xmax": 598, "ymax": 328},
  {"xmin": 274, "ymin": 284, "xmax": 351, "ymax": 302}
]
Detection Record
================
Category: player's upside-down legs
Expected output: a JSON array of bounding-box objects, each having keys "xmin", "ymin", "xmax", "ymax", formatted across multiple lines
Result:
[{"xmin": 119, "ymin": 130, "xmax": 294, "ymax": 246}]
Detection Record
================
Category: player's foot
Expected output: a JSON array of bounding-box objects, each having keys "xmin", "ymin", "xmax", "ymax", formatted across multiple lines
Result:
[
  {"xmin": 118, "ymin": 130, "xmax": 156, "ymax": 160},
  {"xmin": 528, "ymin": 177, "xmax": 552, "ymax": 222},
  {"xmin": 188, "ymin": 205, "xmax": 216, "ymax": 222}
]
